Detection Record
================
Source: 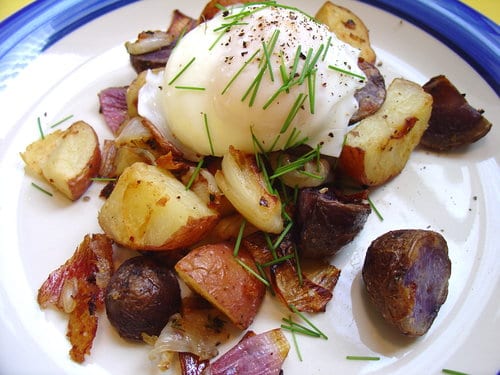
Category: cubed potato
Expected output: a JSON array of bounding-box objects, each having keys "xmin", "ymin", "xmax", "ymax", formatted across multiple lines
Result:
[
  {"xmin": 175, "ymin": 242, "xmax": 266, "ymax": 329},
  {"xmin": 98, "ymin": 162, "xmax": 219, "ymax": 250},
  {"xmin": 20, "ymin": 121, "xmax": 101, "ymax": 200},
  {"xmin": 215, "ymin": 147, "xmax": 283, "ymax": 234},
  {"xmin": 315, "ymin": 1, "xmax": 376, "ymax": 63},
  {"xmin": 339, "ymin": 78, "xmax": 433, "ymax": 186}
]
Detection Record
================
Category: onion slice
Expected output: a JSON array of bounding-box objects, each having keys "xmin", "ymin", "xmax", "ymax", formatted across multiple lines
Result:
[{"xmin": 207, "ymin": 328, "xmax": 290, "ymax": 375}]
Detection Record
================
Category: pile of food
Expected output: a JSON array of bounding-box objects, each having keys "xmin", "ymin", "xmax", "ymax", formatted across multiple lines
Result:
[{"xmin": 21, "ymin": 0, "xmax": 492, "ymax": 373}]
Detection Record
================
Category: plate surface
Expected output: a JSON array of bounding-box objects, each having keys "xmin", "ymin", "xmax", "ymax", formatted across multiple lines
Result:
[{"xmin": 0, "ymin": 1, "xmax": 498, "ymax": 375}]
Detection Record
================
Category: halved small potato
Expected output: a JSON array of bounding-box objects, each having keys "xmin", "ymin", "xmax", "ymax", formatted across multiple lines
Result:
[
  {"xmin": 215, "ymin": 147, "xmax": 283, "ymax": 234},
  {"xmin": 315, "ymin": 1, "xmax": 376, "ymax": 63},
  {"xmin": 21, "ymin": 121, "xmax": 101, "ymax": 200},
  {"xmin": 98, "ymin": 162, "xmax": 219, "ymax": 250},
  {"xmin": 339, "ymin": 78, "xmax": 432, "ymax": 186},
  {"xmin": 175, "ymin": 242, "xmax": 266, "ymax": 330}
]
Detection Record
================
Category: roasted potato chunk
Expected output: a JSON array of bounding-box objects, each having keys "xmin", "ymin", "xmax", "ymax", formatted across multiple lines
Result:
[
  {"xmin": 98, "ymin": 162, "xmax": 219, "ymax": 250},
  {"xmin": 315, "ymin": 1, "xmax": 376, "ymax": 63},
  {"xmin": 421, "ymin": 75, "xmax": 492, "ymax": 151},
  {"xmin": 339, "ymin": 78, "xmax": 433, "ymax": 186},
  {"xmin": 215, "ymin": 146, "xmax": 283, "ymax": 234},
  {"xmin": 21, "ymin": 121, "xmax": 101, "ymax": 200},
  {"xmin": 105, "ymin": 256, "xmax": 181, "ymax": 341},
  {"xmin": 175, "ymin": 242, "xmax": 266, "ymax": 330},
  {"xmin": 362, "ymin": 229, "xmax": 451, "ymax": 337}
]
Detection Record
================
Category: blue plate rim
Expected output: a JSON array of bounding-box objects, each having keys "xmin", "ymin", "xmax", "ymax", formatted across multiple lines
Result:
[{"xmin": 0, "ymin": 0, "xmax": 499, "ymax": 94}]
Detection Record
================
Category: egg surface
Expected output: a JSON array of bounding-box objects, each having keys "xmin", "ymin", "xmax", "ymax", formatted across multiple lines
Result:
[{"xmin": 156, "ymin": 4, "xmax": 366, "ymax": 158}]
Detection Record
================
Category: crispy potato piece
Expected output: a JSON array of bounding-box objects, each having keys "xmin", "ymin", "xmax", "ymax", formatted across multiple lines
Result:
[
  {"xmin": 339, "ymin": 78, "xmax": 433, "ymax": 186},
  {"xmin": 315, "ymin": 1, "xmax": 376, "ymax": 63},
  {"xmin": 175, "ymin": 242, "xmax": 266, "ymax": 329},
  {"xmin": 215, "ymin": 147, "xmax": 283, "ymax": 234},
  {"xmin": 98, "ymin": 162, "xmax": 219, "ymax": 250},
  {"xmin": 21, "ymin": 121, "xmax": 101, "ymax": 200}
]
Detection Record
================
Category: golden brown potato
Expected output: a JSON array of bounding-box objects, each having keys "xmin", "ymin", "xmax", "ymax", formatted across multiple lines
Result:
[
  {"xmin": 339, "ymin": 78, "xmax": 433, "ymax": 186},
  {"xmin": 215, "ymin": 147, "xmax": 283, "ymax": 234},
  {"xmin": 315, "ymin": 1, "xmax": 376, "ymax": 63},
  {"xmin": 98, "ymin": 162, "xmax": 219, "ymax": 251},
  {"xmin": 175, "ymin": 242, "xmax": 266, "ymax": 330},
  {"xmin": 20, "ymin": 121, "xmax": 101, "ymax": 200}
]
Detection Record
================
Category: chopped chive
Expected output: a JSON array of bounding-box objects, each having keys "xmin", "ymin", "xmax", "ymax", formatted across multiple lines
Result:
[
  {"xmin": 290, "ymin": 304, "xmax": 328, "ymax": 339},
  {"xmin": 235, "ymin": 258, "xmax": 270, "ymax": 287},
  {"xmin": 297, "ymin": 169, "xmax": 322, "ymax": 180},
  {"xmin": 90, "ymin": 177, "xmax": 117, "ymax": 182},
  {"xmin": 222, "ymin": 48, "xmax": 260, "ymax": 95},
  {"xmin": 290, "ymin": 323, "xmax": 303, "ymax": 361},
  {"xmin": 328, "ymin": 65, "xmax": 365, "ymax": 81},
  {"xmin": 185, "ymin": 158, "xmax": 204, "ymax": 190},
  {"xmin": 209, "ymin": 30, "xmax": 226, "ymax": 50},
  {"xmin": 202, "ymin": 113, "xmax": 215, "ymax": 156},
  {"xmin": 367, "ymin": 196, "xmax": 383, "ymax": 221},
  {"xmin": 173, "ymin": 25, "xmax": 189, "ymax": 50},
  {"xmin": 242, "ymin": 62, "xmax": 266, "ymax": 106},
  {"xmin": 281, "ymin": 318, "xmax": 321, "ymax": 337},
  {"xmin": 298, "ymin": 47, "xmax": 313, "ymax": 85},
  {"xmin": 308, "ymin": 44, "xmax": 324, "ymax": 73},
  {"xmin": 213, "ymin": 21, "xmax": 248, "ymax": 32},
  {"xmin": 346, "ymin": 356, "xmax": 380, "ymax": 361},
  {"xmin": 270, "ymin": 147, "xmax": 318, "ymax": 179},
  {"xmin": 49, "ymin": 114, "xmax": 73, "ymax": 128},
  {"xmin": 262, "ymin": 29, "xmax": 280, "ymax": 82},
  {"xmin": 168, "ymin": 57, "xmax": 196, "ymax": 85},
  {"xmin": 292, "ymin": 242, "xmax": 303, "ymax": 285},
  {"xmin": 280, "ymin": 93, "xmax": 307, "ymax": 134},
  {"xmin": 174, "ymin": 86, "xmax": 205, "ymax": 91},
  {"xmin": 322, "ymin": 36, "xmax": 332, "ymax": 61},
  {"xmin": 261, "ymin": 253, "xmax": 294, "ymax": 267},
  {"xmin": 214, "ymin": 3, "xmax": 228, "ymax": 11},
  {"xmin": 289, "ymin": 45, "xmax": 302, "ymax": 82},
  {"xmin": 251, "ymin": 128, "xmax": 267, "ymax": 155},
  {"xmin": 31, "ymin": 182, "xmax": 52, "ymax": 196},
  {"xmin": 268, "ymin": 134, "xmax": 281, "ymax": 153},
  {"xmin": 272, "ymin": 221, "xmax": 293, "ymax": 250},
  {"xmin": 263, "ymin": 232, "xmax": 276, "ymax": 258},
  {"xmin": 233, "ymin": 219, "xmax": 246, "ymax": 257},
  {"xmin": 37, "ymin": 117, "xmax": 44, "ymax": 139},
  {"xmin": 442, "ymin": 369, "xmax": 469, "ymax": 375},
  {"xmin": 307, "ymin": 69, "xmax": 317, "ymax": 114}
]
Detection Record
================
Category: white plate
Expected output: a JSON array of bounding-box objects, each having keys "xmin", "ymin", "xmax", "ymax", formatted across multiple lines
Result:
[{"xmin": 0, "ymin": 1, "xmax": 498, "ymax": 374}]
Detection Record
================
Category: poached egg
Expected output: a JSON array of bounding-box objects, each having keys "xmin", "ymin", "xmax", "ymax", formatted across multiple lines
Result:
[{"xmin": 139, "ymin": 3, "xmax": 366, "ymax": 159}]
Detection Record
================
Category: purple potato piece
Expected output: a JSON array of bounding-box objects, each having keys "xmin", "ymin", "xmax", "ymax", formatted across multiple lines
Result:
[
  {"xmin": 105, "ymin": 256, "xmax": 181, "ymax": 341},
  {"xmin": 362, "ymin": 229, "xmax": 451, "ymax": 336},
  {"xmin": 420, "ymin": 75, "xmax": 492, "ymax": 150},
  {"xmin": 296, "ymin": 187, "xmax": 371, "ymax": 259},
  {"xmin": 349, "ymin": 59, "xmax": 386, "ymax": 124}
]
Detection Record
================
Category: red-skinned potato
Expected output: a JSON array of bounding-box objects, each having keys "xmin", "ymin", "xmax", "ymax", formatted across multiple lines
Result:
[
  {"xmin": 20, "ymin": 121, "xmax": 101, "ymax": 200},
  {"xmin": 175, "ymin": 242, "xmax": 266, "ymax": 330}
]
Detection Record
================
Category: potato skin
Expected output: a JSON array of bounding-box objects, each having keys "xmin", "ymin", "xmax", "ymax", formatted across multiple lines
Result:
[
  {"xmin": 175, "ymin": 242, "xmax": 266, "ymax": 330},
  {"xmin": 105, "ymin": 256, "xmax": 181, "ymax": 341},
  {"xmin": 421, "ymin": 75, "xmax": 492, "ymax": 151},
  {"xmin": 362, "ymin": 229, "xmax": 451, "ymax": 337}
]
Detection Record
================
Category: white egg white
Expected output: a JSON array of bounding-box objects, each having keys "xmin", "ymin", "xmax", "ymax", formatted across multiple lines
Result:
[{"xmin": 140, "ymin": 4, "xmax": 366, "ymax": 159}]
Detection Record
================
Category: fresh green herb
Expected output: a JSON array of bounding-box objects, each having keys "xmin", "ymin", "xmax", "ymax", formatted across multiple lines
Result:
[
  {"xmin": 287, "ymin": 316, "xmax": 303, "ymax": 362},
  {"xmin": 307, "ymin": 69, "xmax": 317, "ymax": 114},
  {"xmin": 168, "ymin": 57, "xmax": 196, "ymax": 85},
  {"xmin": 173, "ymin": 25, "xmax": 189, "ymax": 50},
  {"xmin": 270, "ymin": 146, "xmax": 319, "ymax": 179},
  {"xmin": 292, "ymin": 242, "xmax": 303, "ymax": 285},
  {"xmin": 261, "ymin": 253, "xmax": 294, "ymax": 267},
  {"xmin": 271, "ymin": 221, "xmax": 293, "ymax": 250},
  {"xmin": 203, "ymin": 113, "xmax": 215, "ymax": 155},
  {"xmin": 90, "ymin": 177, "xmax": 117, "ymax": 182},
  {"xmin": 185, "ymin": 158, "xmax": 204, "ymax": 190},
  {"xmin": 31, "ymin": 182, "xmax": 52, "ymax": 196},
  {"xmin": 37, "ymin": 117, "xmax": 44, "ymax": 139},
  {"xmin": 367, "ymin": 196, "xmax": 384, "ymax": 221},
  {"xmin": 241, "ymin": 62, "xmax": 266, "ymax": 106},
  {"xmin": 322, "ymin": 36, "xmax": 332, "ymax": 61},
  {"xmin": 262, "ymin": 29, "xmax": 280, "ymax": 82},
  {"xmin": 442, "ymin": 369, "xmax": 469, "ymax": 375},
  {"xmin": 328, "ymin": 65, "xmax": 366, "ymax": 81},
  {"xmin": 233, "ymin": 219, "xmax": 246, "ymax": 257},
  {"xmin": 209, "ymin": 30, "xmax": 226, "ymax": 51},
  {"xmin": 263, "ymin": 232, "xmax": 277, "ymax": 259},
  {"xmin": 281, "ymin": 318, "xmax": 322, "ymax": 338},
  {"xmin": 289, "ymin": 304, "xmax": 328, "ymax": 339},
  {"xmin": 346, "ymin": 356, "xmax": 381, "ymax": 361},
  {"xmin": 222, "ymin": 48, "xmax": 261, "ymax": 95},
  {"xmin": 50, "ymin": 114, "xmax": 73, "ymax": 128},
  {"xmin": 235, "ymin": 257, "xmax": 271, "ymax": 287},
  {"xmin": 280, "ymin": 93, "xmax": 307, "ymax": 134},
  {"xmin": 174, "ymin": 86, "xmax": 206, "ymax": 91}
]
